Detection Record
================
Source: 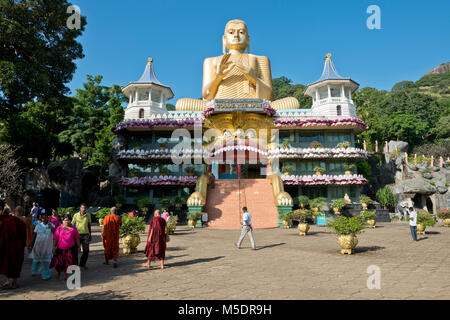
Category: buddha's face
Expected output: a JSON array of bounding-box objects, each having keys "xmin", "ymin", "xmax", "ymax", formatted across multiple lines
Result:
[{"xmin": 224, "ymin": 22, "xmax": 248, "ymax": 51}]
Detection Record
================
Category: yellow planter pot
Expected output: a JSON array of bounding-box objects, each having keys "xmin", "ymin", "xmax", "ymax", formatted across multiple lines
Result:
[
  {"xmin": 417, "ymin": 224, "xmax": 426, "ymax": 235},
  {"xmin": 315, "ymin": 172, "xmax": 322, "ymax": 176},
  {"xmin": 121, "ymin": 234, "xmax": 141, "ymax": 254},
  {"xmin": 298, "ymin": 223, "xmax": 310, "ymax": 236},
  {"xmin": 333, "ymin": 208, "xmax": 340, "ymax": 214},
  {"xmin": 367, "ymin": 219, "xmax": 376, "ymax": 228},
  {"xmin": 345, "ymin": 170, "xmax": 352, "ymax": 175},
  {"xmin": 188, "ymin": 220, "xmax": 196, "ymax": 228},
  {"xmin": 98, "ymin": 218, "xmax": 104, "ymax": 227},
  {"xmin": 443, "ymin": 218, "xmax": 450, "ymax": 227},
  {"xmin": 361, "ymin": 203, "xmax": 368, "ymax": 210},
  {"xmin": 282, "ymin": 220, "xmax": 290, "ymax": 229},
  {"xmin": 337, "ymin": 234, "xmax": 358, "ymax": 255}
]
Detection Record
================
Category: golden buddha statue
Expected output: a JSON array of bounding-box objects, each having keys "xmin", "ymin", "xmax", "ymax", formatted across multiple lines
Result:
[{"xmin": 176, "ymin": 19, "xmax": 299, "ymax": 111}]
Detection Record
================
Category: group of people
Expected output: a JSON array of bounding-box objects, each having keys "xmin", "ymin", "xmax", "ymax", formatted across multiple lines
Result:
[{"xmin": 0, "ymin": 202, "xmax": 171, "ymax": 289}]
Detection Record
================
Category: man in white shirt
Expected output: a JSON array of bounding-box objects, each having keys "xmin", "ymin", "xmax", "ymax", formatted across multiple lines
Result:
[
  {"xmin": 235, "ymin": 207, "xmax": 256, "ymax": 250},
  {"xmin": 408, "ymin": 207, "xmax": 418, "ymax": 242}
]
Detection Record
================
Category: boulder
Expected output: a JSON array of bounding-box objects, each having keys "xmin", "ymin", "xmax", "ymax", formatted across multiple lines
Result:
[
  {"xmin": 393, "ymin": 177, "xmax": 436, "ymax": 195},
  {"xmin": 388, "ymin": 141, "xmax": 409, "ymax": 153}
]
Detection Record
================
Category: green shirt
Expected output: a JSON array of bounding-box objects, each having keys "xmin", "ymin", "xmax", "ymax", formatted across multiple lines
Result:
[{"xmin": 72, "ymin": 212, "xmax": 92, "ymax": 235}]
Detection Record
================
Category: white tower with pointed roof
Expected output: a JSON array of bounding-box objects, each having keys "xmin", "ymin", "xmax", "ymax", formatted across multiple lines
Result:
[
  {"xmin": 122, "ymin": 58, "xmax": 174, "ymax": 119},
  {"xmin": 305, "ymin": 53, "xmax": 359, "ymax": 117}
]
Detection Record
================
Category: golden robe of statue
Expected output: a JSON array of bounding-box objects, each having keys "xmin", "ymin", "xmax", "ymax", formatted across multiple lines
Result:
[{"xmin": 176, "ymin": 19, "xmax": 299, "ymax": 111}]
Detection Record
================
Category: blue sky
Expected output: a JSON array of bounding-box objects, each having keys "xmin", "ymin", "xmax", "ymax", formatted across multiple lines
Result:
[{"xmin": 68, "ymin": 0, "xmax": 450, "ymax": 103}]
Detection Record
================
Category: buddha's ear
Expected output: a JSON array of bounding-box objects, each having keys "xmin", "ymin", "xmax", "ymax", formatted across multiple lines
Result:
[
  {"xmin": 247, "ymin": 35, "xmax": 250, "ymax": 53},
  {"xmin": 222, "ymin": 36, "xmax": 227, "ymax": 54}
]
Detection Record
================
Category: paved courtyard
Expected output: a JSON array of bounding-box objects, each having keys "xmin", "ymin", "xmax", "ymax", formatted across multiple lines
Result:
[{"xmin": 1, "ymin": 221, "xmax": 449, "ymax": 300}]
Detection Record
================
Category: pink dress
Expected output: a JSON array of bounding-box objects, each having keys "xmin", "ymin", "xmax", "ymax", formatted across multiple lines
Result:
[{"xmin": 49, "ymin": 216, "xmax": 62, "ymax": 229}]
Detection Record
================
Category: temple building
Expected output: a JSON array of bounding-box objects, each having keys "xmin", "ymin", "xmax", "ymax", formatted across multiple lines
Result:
[{"xmin": 112, "ymin": 20, "xmax": 369, "ymax": 229}]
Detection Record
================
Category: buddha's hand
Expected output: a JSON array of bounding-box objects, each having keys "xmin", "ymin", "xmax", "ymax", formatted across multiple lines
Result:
[{"xmin": 216, "ymin": 53, "xmax": 234, "ymax": 77}]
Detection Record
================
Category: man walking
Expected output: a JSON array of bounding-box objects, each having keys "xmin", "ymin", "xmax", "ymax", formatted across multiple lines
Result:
[
  {"xmin": 408, "ymin": 207, "xmax": 418, "ymax": 242},
  {"xmin": 235, "ymin": 207, "xmax": 256, "ymax": 250},
  {"xmin": 72, "ymin": 204, "xmax": 92, "ymax": 269}
]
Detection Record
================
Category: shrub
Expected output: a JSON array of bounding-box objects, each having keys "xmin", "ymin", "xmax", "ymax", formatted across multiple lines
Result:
[
  {"xmin": 289, "ymin": 209, "xmax": 312, "ymax": 224},
  {"xmin": 297, "ymin": 195, "xmax": 310, "ymax": 208},
  {"xmin": 166, "ymin": 215, "xmax": 178, "ymax": 230},
  {"xmin": 336, "ymin": 141, "xmax": 350, "ymax": 149},
  {"xmin": 159, "ymin": 198, "xmax": 172, "ymax": 210},
  {"xmin": 376, "ymin": 187, "xmax": 395, "ymax": 209},
  {"xmin": 313, "ymin": 166, "xmax": 325, "ymax": 174},
  {"xmin": 359, "ymin": 195, "xmax": 372, "ymax": 205},
  {"xmin": 309, "ymin": 197, "xmax": 327, "ymax": 211},
  {"xmin": 310, "ymin": 141, "xmax": 323, "ymax": 149},
  {"xmin": 331, "ymin": 198, "xmax": 347, "ymax": 210},
  {"xmin": 357, "ymin": 159, "xmax": 374, "ymax": 181},
  {"xmin": 281, "ymin": 139, "xmax": 291, "ymax": 149},
  {"xmin": 417, "ymin": 212, "xmax": 436, "ymax": 227},
  {"xmin": 438, "ymin": 208, "xmax": 450, "ymax": 220},
  {"xmin": 120, "ymin": 214, "xmax": 146, "ymax": 237},
  {"xmin": 56, "ymin": 207, "xmax": 76, "ymax": 217},
  {"xmin": 360, "ymin": 210, "xmax": 377, "ymax": 221},
  {"xmin": 281, "ymin": 165, "xmax": 293, "ymax": 175},
  {"xmin": 187, "ymin": 211, "xmax": 202, "ymax": 221},
  {"xmin": 327, "ymin": 216, "xmax": 365, "ymax": 235},
  {"xmin": 113, "ymin": 195, "xmax": 125, "ymax": 208},
  {"xmin": 93, "ymin": 208, "xmax": 111, "ymax": 220}
]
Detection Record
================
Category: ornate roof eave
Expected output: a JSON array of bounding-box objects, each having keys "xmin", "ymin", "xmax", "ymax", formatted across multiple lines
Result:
[
  {"xmin": 122, "ymin": 82, "xmax": 175, "ymax": 100},
  {"xmin": 304, "ymin": 79, "xmax": 360, "ymax": 97}
]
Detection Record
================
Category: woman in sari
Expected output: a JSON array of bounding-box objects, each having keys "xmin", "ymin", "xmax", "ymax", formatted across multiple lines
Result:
[
  {"xmin": 49, "ymin": 209, "xmax": 62, "ymax": 229},
  {"xmin": 29, "ymin": 213, "xmax": 55, "ymax": 280},
  {"xmin": 50, "ymin": 214, "xmax": 81, "ymax": 280},
  {"xmin": 142, "ymin": 210, "xmax": 167, "ymax": 269}
]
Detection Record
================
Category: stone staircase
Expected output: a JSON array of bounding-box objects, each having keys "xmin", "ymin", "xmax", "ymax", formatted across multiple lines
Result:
[{"xmin": 205, "ymin": 179, "xmax": 279, "ymax": 229}]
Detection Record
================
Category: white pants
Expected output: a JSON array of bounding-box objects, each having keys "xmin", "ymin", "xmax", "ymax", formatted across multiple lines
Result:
[{"xmin": 237, "ymin": 225, "xmax": 255, "ymax": 249}]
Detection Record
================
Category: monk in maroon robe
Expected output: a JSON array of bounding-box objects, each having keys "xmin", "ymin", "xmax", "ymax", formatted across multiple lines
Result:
[
  {"xmin": 0, "ymin": 207, "xmax": 27, "ymax": 289},
  {"xmin": 142, "ymin": 209, "xmax": 167, "ymax": 269}
]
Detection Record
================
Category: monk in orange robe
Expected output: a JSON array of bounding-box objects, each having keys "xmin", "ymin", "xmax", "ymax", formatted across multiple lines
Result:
[{"xmin": 101, "ymin": 207, "xmax": 122, "ymax": 268}]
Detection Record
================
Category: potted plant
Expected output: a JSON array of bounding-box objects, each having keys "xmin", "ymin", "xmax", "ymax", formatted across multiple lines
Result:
[
  {"xmin": 159, "ymin": 198, "xmax": 172, "ymax": 211},
  {"xmin": 184, "ymin": 166, "xmax": 195, "ymax": 176},
  {"xmin": 375, "ymin": 187, "xmax": 395, "ymax": 210},
  {"xmin": 56, "ymin": 207, "xmax": 76, "ymax": 217},
  {"xmin": 290, "ymin": 209, "xmax": 312, "ymax": 236},
  {"xmin": 281, "ymin": 165, "xmax": 293, "ymax": 176},
  {"xmin": 114, "ymin": 195, "xmax": 125, "ymax": 209},
  {"xmin": 310, "ymin": 141, "xmax": 323, "ymax": 149},
  {"xmin": 166, "ymin": 215, "xmax": 178, "ymax": 234},
  {"xmin": 417, "ymin": 211, "xmax": 436, "ymax": 235},
  {"xmin": 327, "ymin": 216, "xmax": 365, "ymax": 255},
  {"xmin": 281, "ymin": 139, "xmax": 291, "ymax": 149},
  {"xmin": 94, "ymin": 207, "xmax": 111, "ymax": 226},
  {"xmin": 173, "ymin": 195, "xmax": 185, "ymax": 209},
  {"xmin": 336, "ymin": 141, "xmax": 350, "ymax": 149},
  {"xmin": 297, "ymin": 195, "xmax": 310, "ymax": 209},
  {"xmin": 360, "ymin": 210, "xmax": 377, "ymax": 228},
  {"xmin": 359, "ymin": 195, "xmax": 372, "ymax": 210},
  {"xmin": 344, "ymin": 164, "xmax": 356, "ymax": 175},
  {"xmin": 438, "ymin": 208, "xmax": 450, "ymax": 227},
  {"xmin": 313, "ymin": 166, "xmax": 325, "ymax": 176},
  {"xmin": 137, "ymin": 197, "xmax": 151, "ymax": 217},
  {"xmin": 331, "ymin": 198, "xmax": 346, "ymax": 215},
  {"xmin": 158, "ymin": 165, "xmax": 170, "ymax": 176},
  {"xmin": 187, "ymin": 211, "xmax": 202, "ymax": 228},
  {"xmin": 279, "ymin": 211, "xmax": 292, "ymax": 229},
  {"xmin": 309, "ymin": 197, "xmax": 326, "ymax": 214},
  {"xmin": 120, "ymin": 214, "xmax": 146, "ymax": 254}
]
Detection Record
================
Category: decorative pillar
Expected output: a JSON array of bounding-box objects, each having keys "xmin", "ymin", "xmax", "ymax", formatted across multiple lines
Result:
[
  {"xmin": 375, "ymin": 140, "xmax": 378, "ymax": 152},
  {"xmin": 341, "ymin": 84, "xmax": 345, "ymax": 100},
  {"xmin": 327, "ymin": 85, "xmax": 331, "ymax": 100},
  {"xmin": 135, "ymin": 89, "xmax": 139, "ymax": 103},
  {"xmin": 315, "ymin": 90, "xmax": 319, "ymax": 104},
  {"xmin": 349, "ymin": 89, "xmax": 352, "ymax": 101}
]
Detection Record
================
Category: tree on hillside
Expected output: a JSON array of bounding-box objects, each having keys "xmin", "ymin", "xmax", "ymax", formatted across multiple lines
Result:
[
  {"xmin": 0, "ymin": 0, "xmax": 86, "ymax": 118},
  {"xmin": 89, "ymin": 85, "xmax": 126, "ymax": 175},
  {"xmin": 272, "ymin": 77, "xmax": 312, "ymax": 108}
]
